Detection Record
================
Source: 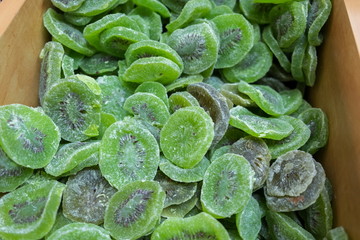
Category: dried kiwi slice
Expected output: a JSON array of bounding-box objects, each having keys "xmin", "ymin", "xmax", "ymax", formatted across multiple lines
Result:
[
  {"xmin": 222, "ymin": 41, "xmax": 273, "ymax": 83},
  {"xmin": 135, "ymin": 81, "xmax": 170, "ymax": 109},
  {"xmin": 43, "ymin": 9, "xmax": 95, "ymax": 56},
  {"xmin": 151, "ymin": 212, "xmax": 231, "ymax": 239},
  {"xmin": 160, "ymin": 106, "xmax": 214, "ymax": 169},
  {"xmin": 0, "ymin": 104, "xmax": 60, "ymax": 169},
  {"xmin": 0, "ymin": 146, "xmax": 33, "ymax": 193},
  {"xmin": 166, "ymin": 0, "xmax": 213, "ymax": 32},
  {"xmin": 99, "ymin": 118, "xmax": 160, "ymax": 190},
  {"xmin": 303, "ymin": 44, "xmax": 318, "ymax": 87},
  {"xmin": 239, "ymin": 0, "xmax": 274, "ymax": 24},
  {"xmin": 0, "ymin": 180, "xmax": 65, "ymax": 240},
  {"xmin": 230, "ymin": 136, "xmax": 271, "ymax": 191},
  {"xmin": 47, "ymin": 222, "xmax": 111, "ymax": 240},
  {"xmin": 129, "ymin": 7, "xmax": 163, "ymax": 41},
  {"xmin": 220, "ymin": 83, "xmax": 255, "ymax": 107},
  {"xmin": 45, "ymin": 141, "xmax": 100, "ymax": 177},
  {"xmin": 79, "ymin": 53, "xmax": 118, "ymax": 76},
  {"xmin": 160, "ymin": 0, "xmax": 190, "ymax": 14},
  {"xmin": 38, "ymin": 41, "xmax": 64, "ymax": 105},
  {"xmin": 159, "ymin": 156, "xmax": 210, "ymax": 183},
  {"xmin": 51, "ymin": 0, "xmax": 85, "ymax": 12},
  {"xmin": 167, "ymin": 22, "xmax": 219, "ymax": 75},
  {"xmin": 44, "ymin": 211, "xmax": 73, "ymax": 239},
  {"xmin": 211, "ymin": 13, "xmax": 254, "ymax": 69},
  {"xmin": 161, "ymin": 193, "xmax": 198, "ymax": 218},
  {"xmin": 70, "ymin": 0, "xmax": 125, "ymax": 17},
  {"xmin": 201, "ymin": 153, "xmax": 254, "ymax": 218},
  {"xmin": 168, "ymin": 91, "xmax": 200, "ymax": 113},
  {"xmin": 63, "ymin": 12, "xmax": 93, "ymax": 26},
  {"xmin": 104, "ymin": 180, "xmax": 165, "ymax": 240},
  {"xmin": 325, "ymin": 227, "xmax": 349, "ymax": 240},
  {"xmin": 307, "ymin": 0, "xmax": 332, "ymax": 46},
  {"xmin": 61, "ymin": 54, "xmax": 75, "ymax": 78},
  {"xmin": 235, "ymin": 197, "xmax": 262, "ymax": 240},
  {"xmin": 187, "ymin": 82, "xmax": 230, "ymax": 147},
  {"xmin": 62, "ymin": 168, "xmax": 116, "ymax": 225},
  {"xmin": 132, "ymin": 0, "xmax": 171, "ymax": 18},
  {"xmin": 165, "ymin": 75, "xmax": 204, "ymax": 93},
  {"xmin": 42, "ymin": 74, "xmax": 101, "ymax": 142}
]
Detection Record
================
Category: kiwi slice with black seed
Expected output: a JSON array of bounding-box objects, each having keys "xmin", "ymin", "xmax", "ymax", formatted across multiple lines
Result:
[
  {"xmin": 104, "ymin": 180, "xmax": 165, "ymax": 240},
  {"xmin": 42, "ymin": 74, "xmax": 102, "ymax": 142},
  {"xmin": 167, "ymin": 22, "xmax": 219, "ymax": 75},
  {"xmin": 79, "ymin": 53, "xmax": 119, "ymax": 76},
  {"xmin": 0, "ymin": 104, "xmax": 61, "ymax": 169},
  {"xmin": 62, "ymin": 168, "xmax": 117, "ymax": 225},
  {"xmin": 0, "ymin": 180, "xmax": 65, "ymax": 240},
  {"xmin": 151, "ymin": 212, "xmax": 231, "ymax": 239},
  {"xmin": 0, "ymin": 146, "xmax": 33, "ymax": 193}
]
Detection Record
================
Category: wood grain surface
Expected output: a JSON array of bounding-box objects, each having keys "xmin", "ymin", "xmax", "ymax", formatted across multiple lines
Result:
[
  {"xmin": 308, "ymin": 0, "xmax": 360, "ymax": 238},
  {"xmin": 0, "ymin": 0, "xmax": 51, "ymax": 106}
]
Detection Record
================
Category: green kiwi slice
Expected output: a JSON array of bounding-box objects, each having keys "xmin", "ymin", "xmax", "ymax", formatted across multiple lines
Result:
[
  {"xmin": 50, "ymin": 0, "xmax": 85, "ymax": 12},
  {"xmin": 135, "ymin": 81, "xmax": 170, "ymax": 109},
  {"xmin": 160, "ymin": 106, "xmax": 214, "ymax": 169},
  {"xmin": 161, "ymin": 193, "xmax": 198, "ymax": 218},
  {"xmin": 125, "ymin": 40, "xmax": 184, "ymax": 71},
  {"xmin": 45, "ymin": 141, "xmax": 100, "ymax": 177},
  {"xmin": 220, "ymin": 83, "xmax": 255, "ymax": 107},
  {"xmin": 159, "ymin": 156, "xmax": 210, "ymax": 183},
  {"xmin": 187, "ymin": 82, "xmax": 230, "ymax": 147},
  {"xmin": 222, "ymin": 41, "xmax": 273, "ymax": 83},
  {"xmin": 298, "ymin": 108, "xmax": 329, "ymax": 154},
  {"xmin": 269, "ymin": 1, "xmax": 307, "ymax": 49},
  {"xmin": 211, "ymin": 13, "xmax": 254, "ymax": 69},
  {"xmin": 0, "ymin": 104, "xmax": 60, "ymax": 169},
  {"xmin": 79, "ymin": 53, "xmax": 119, "ymax": 76},
  {"xmin": 42, "ymin": 74, "xmax": 101, "ymax": 142},
  {"xmin": 129, "ymin": 7, "xmax": 163, "ymax": 41},
  {"xmin": 43, "ymin": 9, "xmax": 95, "ymax": 56},
  {"xmin": 201, "ymin": 153, "xmax": 254, "ymax": 218},
  {"xmin": 303, "ymin": 44, "xmax": 318, "ymax": 87},
  {"xmin": 230, "ymin": 136, "xmax": 271, "ymax": 191},
  {"xmin": 235, "ymin": 197, "xmax": 262, "ymax": 240},
  {"xmin": 325, "ymin": 227, "xmax": 349, "ymax": 240},
  {"xmin": 266, "ymin": 210, "xmax": 316, "ymax": 240},
  {"xmin": 307, "ymin": 0, "xmax": 332, "ymax": 46},
  {"xmin": 62, "ymin": 168, "xmax": 117, "ymax": 225},
  {"xmin": 70, "ymin": 0, "xmax": 125, "ymax": 17},
  {"xmin": 38, "ymin": 41, "xmax": 64, "ymax": 106},
  {"xmin": 160, "ymin": 0, "xmax": 190, "ymax": 14},
  {"xmin": 168, "ymin": 91, "xmax": 200, "ymax": 113},
  {"xmin": 47, "ymin": 222, "xmax": 111, "ymax": 240},
  {"xmin": 264, "ymin": 116, "xmax": 311, "ymax": 159},
  {"xmin": 97, "ymin": 75, "xmax": 133, "ymax": 121},
  {"xmin": 61, "ymin": 54, "xmax": 75, "ymax": 78},
  {"xmin": 265, "ymin": 151, "xmax": 326, "ymax": 212},
  {"xmin": 165, "ymin": 75, "xmax": 204, "ymax": 93},
  {"xmin": 0, "ymin": 180, "xmax": 65, "ymax": 240},
  {"xmin": 291, "ymin": 35, "xmax": 307, "ymax": 82},
  {"xmin": 229, "ymin": 106, "xmax": 294, "ymax": 140},
  {"xmin": 303, "ymin": 186, "xmax": 333, "ymax": 239},
  {"xmin": 63, "ymin": 12, "xmax": 93, "ymax": 26},
  {"xmin": 44, "ymin": 211, "xmax": 73, "ymax": 239},
  {"xmin": 99, "ymin": 26, "xmax": 150, "ymax": 57},
  {"xmin": 0, "ymin": 146, "xmax": 33, "ymax": 193},
  {"xmin": 239, "ymin": 0, "xmax": 274, "ymax": 24},
  {"xmin": 122, "ymin": 57, "xmax": 182, "ymax": 85},
  {"xmin": 166, "ymin": 0, "xmax": 213, "ymax": 32},
  {"xmin": 99, "ymin": 118, "xmax": 160, "ymax": 190},
  {"xmin": 211, "ymin": 0, "xmax": 236, "ymax": 9},
  {"xmin": 132, "ymin": 0, "xmax": 171, "ymax": 18},
  {"xmin": 104, "ymin": 180, "xmax": 165, "ymax": 240},
  {"xmin": 205, "ymin": 5, "xmax": 234, "ymax": 19},
  {"xmin": 167, "ymin": 22, "xmax": 219, "ymax": 75},
  {"xmin": 151, "ymin": 212, "xmax": 230, "ymax": 239}
]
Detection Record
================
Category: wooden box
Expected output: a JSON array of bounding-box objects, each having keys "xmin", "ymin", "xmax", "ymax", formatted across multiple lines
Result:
[{"xmin": 0, "ymin": 0, "xmax": 359, "ymax": 238}]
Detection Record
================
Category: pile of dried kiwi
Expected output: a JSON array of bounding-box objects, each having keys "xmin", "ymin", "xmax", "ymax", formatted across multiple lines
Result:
[{"xmin": 0, "ymin": 0, "xmax": 350, "ymax": 239}]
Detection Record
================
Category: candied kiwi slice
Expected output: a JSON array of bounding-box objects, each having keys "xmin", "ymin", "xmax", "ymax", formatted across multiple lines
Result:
[
  {"xmin": 269, "ymin": 1, "xmax": 307, "ymax": 48},
  {"xmin": 123, "ymin": 56, "xmax": 182, "ymax": 85},
  {"xmin": 79, "ymin": 53, "xmax": 119, "ymax": 76},
  {"xmin": 220, "ymin": 83, "xmax": 255, "ymax": 107},
  {"xmin": 211, "ymin": 13, "xmax": 254, "ymax": 69},
  {"xmin": 47, "ymin": 222, "xmax": 111, "ymax": 240},
  {"xmin": 298, "ymin": 108, "xmax": 329, "ymax": 154},
  {"xmin": 129, "ymin": 7, "xmax": 163, "ymax": 41},
  {"xmin": 151, "ymin": 212, "xmax": 230, "ymax": 240},
  {"xmin": 159, "ymin": 156, "xmax": 210, "ymax": 183},
  {"xmin": 70, "ymin": 0, "xmax": 125, "ymax": 17},
  {"xmin": 99, "ymin": 118, "xmax": 160, "ymax": 190},
  {"xmin": 230, "ymin": 136, "xmax": 271, "ymax": 191},
  {"xmin": 325, "ymin": 227, "xmax": 349, "ymax": 240},
  {"xmin": 161, "ymin": 193, "xmax": 198, "ymax": 218},
  {"xmin": 42, "ymin": 74, "xmax": 101, "ymax": 142},
  {"xmin": 0, "ymin": 104, "xmax": 60, "ymax": 169},
  {"xmin": 222, "ymin": 41, "xmax": 273, "ymax": 83},
  {"xmin": 155, "ymin": 171, "xmax": 197, "ymax": 208},
  {"xmin": 0, "ymin": 146, "xmax": 33, "ymax": 193},
  {"xmin": 239, "ymin": 0, "xmax": 274, "ymax": 24},
  {"xmin": 266, "ymin": 150, "xmax": 317, "ymax": 197},
  {"xmin": 166, "ymin": 0, "xmax": 213, "ymax": 32},
  {"xmin": 201, "ymin": 153, "xmax": 254, "ymax": 218},
  {"xmin": 45, "ymin": 141, "xmax": 100, "ymax": 177},
  {"xmin": 51, "ymin": 0, "xmax": 85, "ymax": 12},
  {"xmin": 104, "ymin": 180, "xmax": 165, "ymax": 240},
  {"xmin": 236, "ymin": 197, "xmax": 262, "ymax": 240},
  {"xmin": 165, "ymin": 75, "xmax": 204, "ymax": 93},
  {"xmin": 135, "ymin": 81, "xmax": 170, "ymax": 109},
  {"xmin": 62, "ymin": 168, "xmax": 116, "ymax": 225},
  {"xmin": 266, "ymin": 210, "xmax": 315, "ymax": 240},
  {"xmin": 168, "ymin": 91, "xmax": 200, "ymax": 113},
  {"xmin": 303, "ymin": 44, "xmax": 318, "ymax": 87},
  {"xmin": 132, "ymin": 0, "xmax": 171, "ymax": 18},
  {"xmin": 38, "ymin": 41, "xmax": 64, "ymax": 106},
  {"xmin": 160, "ymin": 106, "xmax": 214, "ymax": 169},
  {"xmin": 167, "ymin": 22, "xmax": 219, "ymax": 75},
  {"xmin": 0, "ymin": 180, "xmax": 65, "ymax": 240},
  {"xmin": 43, "ymin": 9, "xmax": 95, "ymax": 56},
  {"xmin": 187, "ymin": 82, "xmax": 230, "ymax": 147},
  {"xmin": 307, "ymin": 0, "xmax": 332, "ymax": 46},
  {"xmin": 229, "ymin": 106, "xmax": 294, "ymax": 140}
]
